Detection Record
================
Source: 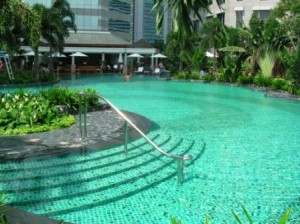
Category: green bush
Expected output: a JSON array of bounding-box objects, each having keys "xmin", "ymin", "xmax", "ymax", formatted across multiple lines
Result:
[
  {"xmin": 0, "ymin": 87, "xmax": 98, "ymax": 135},
  {"xmin": 174, "ymin": 72, "xmax": 186, "ymax": 79},
  {"xmin": 271, "ymin": 78, "xmax": 288, "ymax": 91},
  {"xmin": 296, "ymin": 88, "xmax": 300, "ymax": 96},
  {"xmin": 237, "ymin": 75, "xmax": 254, "ymax": 85},
  {"xmin": 254, "ymin": 73, "xmax": 272, "ymax": 87},
  {"xmin": 201, "ymin": 73, "xmax": 215, "ymax": 81},
  {"xmin": 40, "ymin": 87, "xmax": 79, "ymax": 110}
]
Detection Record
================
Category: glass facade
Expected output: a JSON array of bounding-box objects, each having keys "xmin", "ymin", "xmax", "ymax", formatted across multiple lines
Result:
[
  {"xmin": 142, "ymin": 0, "xmax": 163, "ymax": 42},
  {"xmin": 24, "ymin": 0, "xmax": 52, "ymax": 7},
  {"xmin": 23, "ymin": 0, "xmax": 133, "ymax": 42}
]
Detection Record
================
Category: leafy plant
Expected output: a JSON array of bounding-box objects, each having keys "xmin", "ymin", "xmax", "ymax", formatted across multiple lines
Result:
[
  {"xmin": 254, "ymin": 73, "xmax": 272, "ymax": 87},
  {"xmin": 40, "ymin": 87, "xmax": 79, "ymax": 110},
  {"xmin": 258, "ymin": 51, "xmax": 275, "ymax": 78},
  {"xmin": 0, "ymin": 90, "xmax": 77, "ymax": 135},
  {"xmin": 0, "ymin": 193, "xmax": 7, "ymax": 224},
  {"xmin": 237, "ymin": 75, "xmax": 253, "ymax": 85},
  {"xmin": 170, "ymin": 216, "xmax": 181, "ymax": 224},
  {"xmin": 271, "ymin": 78, "xmax": 288, "ymax": 91}
]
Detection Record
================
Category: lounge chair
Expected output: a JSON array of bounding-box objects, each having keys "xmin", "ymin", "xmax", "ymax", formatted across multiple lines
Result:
[
  {"xmin": 153, "ymin": 68, "xmax": 161, "ymax": 75},
  {"xmin": 134, "ymin": 67, "xmax": 144, "ymax": 74}
]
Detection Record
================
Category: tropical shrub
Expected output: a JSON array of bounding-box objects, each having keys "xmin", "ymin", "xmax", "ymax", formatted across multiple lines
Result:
[
  {"xmin": 0, "ymin": 70, "xmax": 55, "ymax": 85},
  {"xmin": 254, "ymin": 73, "xmax": 272, "ymax": 87},
  {"xmin": 271, "ymin": 78, "xmax": 288, "ymax": 91},
  {"xmin": 40, "ymin": 87, "xmax": 79, "ymax": 110},
  {"xmin": 237, "ymin": 75, "xmax": 254, "ymax": 85},
  {"xmin": 185, "ymin": 71, "xmax": 200, "ymax": 80},
  {"xmin": 258, "ymin": 51, "xmax": 275, "ymax": 78},
  {"xmin": 0, "ymin": 90, "xmax": 76, "ymax": 135},
  {"xmin": 174, "ymin": 71, "xmax": 186, "ymax": 79},
  {"xmin": 0, "ymin": 192, "xmax": 7, "ymax": 224},
  {"xmin": 201, "ymin": 73, "xmax": 215, "ymax": 81}
]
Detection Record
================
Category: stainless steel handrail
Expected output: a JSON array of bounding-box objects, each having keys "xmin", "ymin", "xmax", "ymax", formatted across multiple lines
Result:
[{"xmin": 78, "ymin": 92, "xmax": 192, "ymax": 184}]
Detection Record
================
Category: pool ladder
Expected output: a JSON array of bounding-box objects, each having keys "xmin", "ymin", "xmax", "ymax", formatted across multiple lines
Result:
[{"xmin": 78, "ymin": 92, "xmax": 192, "ymax": 185}]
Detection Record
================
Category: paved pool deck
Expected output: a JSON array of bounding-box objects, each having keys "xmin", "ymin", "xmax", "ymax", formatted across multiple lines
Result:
[
  {"xmin": 0, "ymin": 110, "xmax": 152, "ymax": 162},
  {"xmin": 0, "ymin": 110, "xmax": 152, "ymax": 224}
]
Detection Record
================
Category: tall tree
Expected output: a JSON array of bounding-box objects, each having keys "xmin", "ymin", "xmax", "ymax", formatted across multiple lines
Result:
[
  {"xmin": 32, "ymin": 0, "xmax": 76, "ymax": 78},
  {"xmin": 153, "ymin": 0, "xmax": 220, "ymax": 42},
  {"xmin": 0, "ymin": 0, "xmax": 40, "ymax": 52}
]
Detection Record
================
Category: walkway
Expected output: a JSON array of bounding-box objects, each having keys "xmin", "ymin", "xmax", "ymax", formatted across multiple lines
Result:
[{"xmin": 0, "ymin": 110, "xmax": 152, "ymax": 162}]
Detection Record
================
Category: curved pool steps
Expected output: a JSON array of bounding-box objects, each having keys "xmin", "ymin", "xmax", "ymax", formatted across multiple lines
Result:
[{"xmin": 1, "ymin": 132, "xmax": 202, "ymax": 219}]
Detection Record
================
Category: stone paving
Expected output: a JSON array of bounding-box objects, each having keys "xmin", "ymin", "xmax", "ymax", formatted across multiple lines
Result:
[{"xmin": 0, "ymin": 110, "xmax": 152, "ymax": 162}]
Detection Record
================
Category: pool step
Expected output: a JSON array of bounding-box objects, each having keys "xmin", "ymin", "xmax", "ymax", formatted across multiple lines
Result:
[{"xmin": 1, "ymin": 131, "xmax": 202, "ymax": 218}]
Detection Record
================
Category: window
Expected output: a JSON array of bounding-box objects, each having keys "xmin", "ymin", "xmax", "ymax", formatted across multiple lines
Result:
[
  {"xmin": 193, "ymin": 20, "xmax": 200, "ymax": 32},
  {"xmin": 236, "ymin": 10, "xmax": 244, "ymax": 28},
  {"xmin": 253, "ymin": 10, "xmax": 271, "ymax": 20},
  {"xmin": 217, "ymin": 12, "xmax": 225, "ymax": 24}
]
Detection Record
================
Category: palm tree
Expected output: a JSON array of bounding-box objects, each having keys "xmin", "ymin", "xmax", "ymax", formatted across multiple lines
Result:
[
  {"xmin": 200, "ymin": 18, "xmax": 227, "ymax": 57},
  {"xmin": 0, "ymin": 0, "xmax": 40, "ymax": 52},
  {"xmin": 153, "ymin": 0, "xmax": 218, "ymax": 42},
  {"xmin": 32, "ymin": 0, "xmax": 76, "ymax": 78}
]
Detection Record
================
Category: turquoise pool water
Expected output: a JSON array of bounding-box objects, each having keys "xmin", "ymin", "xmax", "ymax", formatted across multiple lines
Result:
[{"xmin": 1, "ymin": 74, "xmax": 300, "ymax": 223}]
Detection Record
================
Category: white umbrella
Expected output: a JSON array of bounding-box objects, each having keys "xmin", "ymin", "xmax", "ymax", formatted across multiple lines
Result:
[
  {"xmin": 50, "ymin": 52, "xmax": 66, "ymax": 58},
  {"xmin": 127, "ymin": 53, "xmax": 143, "ymax": 58},
  {"xmin": 23, "ymin": 51, "xmax": 42, "ymax": 56},
  {"xmin": 69, "ymin": 52, "xmax": 88, "ymax": 65},
  {"xmin": 151, "ymin": 53, "xmax": 167, "ymax": 58},
  {"xmin": 69, "ymin": 52, "xmax": 88, "ymax": 57},
  {"xmin": 118, "ymin": 53, "xmax": 123, "ymax": 63}
]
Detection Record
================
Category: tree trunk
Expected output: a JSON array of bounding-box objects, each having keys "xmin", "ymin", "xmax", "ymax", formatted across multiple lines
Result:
[
  {"xmin": 33, "ymin": 47, "xmax": 40, "ymax": 81},
  {"xmin": 48, "ymin": 47, "xmax": 55, "ymax": 78}
]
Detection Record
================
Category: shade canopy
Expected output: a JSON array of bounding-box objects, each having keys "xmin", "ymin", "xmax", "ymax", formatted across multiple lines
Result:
[
  {"xmin": 23, "ymin": 51, "xmax": 42, "ymax": 56},
  {"xmin": 151, "ymin": 53, "xmax": 167, "ymax": 58},
  {"xmin": 127, "ymin": 53, "xmax": 143, "ymax": 58},
  {"xmin": 50, "ymin": 52, "xmax": 66, "ymax": 58},
  {"xmin": 69, "ymin": 52, "xmax": 88, "ymax": 57}
]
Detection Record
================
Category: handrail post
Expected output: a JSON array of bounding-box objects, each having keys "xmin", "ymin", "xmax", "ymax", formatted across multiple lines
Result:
[
  {"xmin": 83, "ymin": 95, "xmax": 88, "ymax": 138},
  {"xmin": 124, "ymin": 121, "xmax": 128, "ymax": 156},
  {"xmin": 79, "ymin": 94, "xmax": 83, "ymax": 138},
  {"xmin": 177, "ymin": 159, "xmax": 184, "ymax": 185}
]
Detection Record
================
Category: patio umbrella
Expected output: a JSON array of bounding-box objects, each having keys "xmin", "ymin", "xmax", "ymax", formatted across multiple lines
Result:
[
  {"xmin": 23, "ymin": 51, "xmax": 42, "ymax": 56},
  {"xmin": 151, "ymin": 53, "xmax": 167, "ymax": 67},
  {"xmin": 50, "ymin": 52, "xmax": 66, "ymax": 58},
  {"xmin": 151, "ymin": 53, "xmax": 167, "ymax": 58},
  {"xmin": 127, "ymin": 53, "xmax": 143, "ymax": 73},
  {"xmin": 70, "ymin": 52, "xmax": 88, "ymax": 57},
  {"xmin": 127, "ymin": 53, "xmax": 143, "ymax": 58},
  {"xmin": 118, "ymin": 53, "xmax": 123, "ymax": 63},
  {"xmin": 69, "ymin": 52, "xmax": 88, "ymax": 65}
]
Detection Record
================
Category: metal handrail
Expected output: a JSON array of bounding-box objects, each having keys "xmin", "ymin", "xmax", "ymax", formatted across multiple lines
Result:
[{"xmin": 78, "ymin": 92, "xmax": 192, "ymax": 184}]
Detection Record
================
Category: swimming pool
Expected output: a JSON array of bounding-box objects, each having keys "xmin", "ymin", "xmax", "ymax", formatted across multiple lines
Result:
[{"xmin": 1, "ymin": 74, "xmax": 300, "ymax": 223}]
